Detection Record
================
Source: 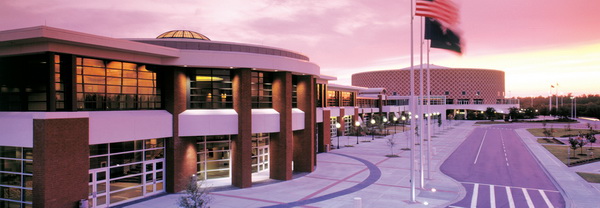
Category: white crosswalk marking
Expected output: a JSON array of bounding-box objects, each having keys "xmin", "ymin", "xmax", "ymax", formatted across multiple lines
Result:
[
  {"xmin": 490, "ymin": 185, "xmax": 496, "ymax": 208},
  {"xmin": 522, "ymin": 188, "xmax": 535, "ymax": 208},
  {"xmin": 506, "ymin": 187, "xmax": 515, "ymax": 208},
  {"xmin": 539, "ymin": 190, "xmax": 554, "ymax": 208},
  {"xmin": 471, "ymin": 183, "xmax": 479, "ymax": 208},
  {"xmin": 462, "ymin": 183, "xmax": 558, "ymax": 208}
]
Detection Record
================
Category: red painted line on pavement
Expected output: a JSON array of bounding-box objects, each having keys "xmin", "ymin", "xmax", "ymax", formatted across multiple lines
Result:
[
  {"xmin": 210, "ymin": 193, "xmax": 318, "ymax": 208},
  {"xmin": 299, "ymin": 157, "xmax": 390, "ymax": 201},
  {"xmin": 318, "ymin": 160, "xmax": 364, "ymax": 166}
]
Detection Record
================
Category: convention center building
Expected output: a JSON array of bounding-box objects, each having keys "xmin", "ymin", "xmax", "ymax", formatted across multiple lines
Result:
[{"xmin": 0, "ymin": 26, "xmax": 319, "ymax": 208}]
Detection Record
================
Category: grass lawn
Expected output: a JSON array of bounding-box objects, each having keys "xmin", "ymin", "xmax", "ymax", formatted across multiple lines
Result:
[
  {"xmin": 527, "ymin": 128, "xmax": 598, "ymax": 137},
  {"xmin": 541, "ymin": 145, "xmax": 600, "ymax": 166},
  {"xmin": 576, "ymin": 172, "xmax": 600, "ymax": 183},
  {"xmin": 475, "ymin": 121, "xmax": 508, "ymax": 125},
  {"xmin": 537, "ymin": 138, "xmax": 563, "ymax": 144}
]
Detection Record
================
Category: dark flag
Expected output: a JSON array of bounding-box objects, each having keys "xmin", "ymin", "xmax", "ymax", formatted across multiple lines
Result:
[
  {"xmin": 415, "ymin": 0, "xmax": 463, "ymax": 54},
  {"xmin": 425, "ymin": 17, "xmax": 462, "ymax": 54}
]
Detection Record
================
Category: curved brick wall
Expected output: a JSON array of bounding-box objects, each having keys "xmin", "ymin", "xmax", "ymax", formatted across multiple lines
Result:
[{"xmin": 352, "ymin": 67, "xmax": 505, "ymax": 105}]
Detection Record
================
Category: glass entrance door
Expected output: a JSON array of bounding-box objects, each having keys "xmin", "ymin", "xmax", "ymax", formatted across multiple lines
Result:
[
  {"xmin": 88, "ymin": 168, "xmax": 109, "ymax": 208},
  {"xmin": 143, "ymin": 160, "xmax": 165, "ymax": 195}
]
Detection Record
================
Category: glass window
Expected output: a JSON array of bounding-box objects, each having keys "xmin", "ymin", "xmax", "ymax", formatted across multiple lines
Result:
[
  {"xmin": 0, "ymin": 54, "xmax": 49, "ymax": 111},
  {"xmin": 90, "ymin": 144, "xmax": 108, "ymax": 156},
  {"xmin": 0, "ymin": 146, "xmax": 32, "ymax": 206},
  {"xmin": 0, "ymin": 187, "xmax": 21, "ymax": 201},
  {"xmin": 0, "ymin": 173, "xmax": 21, "ymax": 186},
  {"xmin": 291, "ymin": 76, "xmax": 298, "ymax": 108},
  {"xmin": 110, "ymin": 175, "xmax": 142, "ymax": 192},
  {"xmin": 145, "ymin": 150, "xmax": 164, "ymax": 160},
  {"xmin": 0, "ymin": 146, "xmax": 21, "ymax": 159},
  {"xmin": 110, "ymin": 152, "xmax": 143, "ymax": 166},
  {"xmin": 88, "ymin": 139, "xmax": 166, "ymax": 205},
  {"xmin": 144, "ymin": 139, "xmax": 164, "ymax": 149},
  {"xmin": 110, "ymin": 187, "xmax": 142, "ymax": 204},
  {"xmin": 251, "ymin": 71, "xmax": 273, "ymax": 108},
  {"xmin": 110, "ymin": 141, "xmax": 143, "ymax": 154},
  {"xmin": 195, "ymin": 135, "xmax": 232, "ymax": 180},
  {"xmin": 341, "ymin": 91, "xmax": 354, "ymax": 106},
  {"xmin": 327, "ymin": 91, "xmax": 339, "ymax": 107},
  {"xmin": 0, "ymin": 159, "xmax": 21, "ymax": 172},
  {"xmin": 316, "ymin": 84, "xmax": 324, "ymax": 107},
  {"xmin": 76, "ymin": 57, "xmax": 161, "ymax": 111},
  {"xmin": 189, "ymin": 69, "xmax": 232, "ymax": 109},
  {"xmin": 110, "ymin": 163, "xmax": 143, "ymax": 179},
  {"xmin": 90, "ymin": 156, "xmax": 108, "ymax": 169}
]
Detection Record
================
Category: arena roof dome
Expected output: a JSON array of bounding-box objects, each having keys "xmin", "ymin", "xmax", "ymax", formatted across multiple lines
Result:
[{"xmin": 156, "ymin": 30, "xmax": 210, "ymax": 40}]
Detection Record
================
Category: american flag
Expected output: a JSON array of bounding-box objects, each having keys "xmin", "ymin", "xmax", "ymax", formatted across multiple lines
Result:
[
  {"xmin": 415, "ymin": 0, "xmax": 463, "ymax": 54},
  {"xmin": 415, "ymin": 0, "xmax": 459, "ymax": 29}
]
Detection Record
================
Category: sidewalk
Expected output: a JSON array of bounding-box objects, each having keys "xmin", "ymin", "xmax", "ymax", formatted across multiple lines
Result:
[
  {"xmin": 120, "ymin": 121, "xmax": 475, "ymax": 208},
  {"xmin": 516, "ymin": 128, "xmax": 600, "ymax": 208}
]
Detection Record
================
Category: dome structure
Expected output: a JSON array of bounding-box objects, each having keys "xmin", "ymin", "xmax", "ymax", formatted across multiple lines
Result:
[{"xmin": 156, "ymin": 30, "xmax": 210, "ymax": 40}]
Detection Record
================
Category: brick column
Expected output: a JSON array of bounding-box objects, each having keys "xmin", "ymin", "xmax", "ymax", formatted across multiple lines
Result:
[
  {"xmin": 353, "ymin": 107, "xmax": 359, "ymax": 124},
  {"xmin": 270, "ymin": 72, "xmax": 293, "ymax": 180},
  {"xmin": 294, "ymin": 75, "xmax": 315, "ymax": 172},
  {"xmin": 232, "ymin": 69, "xmax": 253, "ymax": 188},
  {"xmin": 163, "ymin": 68, "xmax": 196, "ymax": 193},
  {"xmin": 317, "ymin": 109, "xmax": 331, "ymax": 153},
  {"xmin": 33, "ymin": 118, "xmax": 89, "ymax": 208},
  {"xmin": 337, "ymin": 108, "xmax": 346, "ymax": 137}
]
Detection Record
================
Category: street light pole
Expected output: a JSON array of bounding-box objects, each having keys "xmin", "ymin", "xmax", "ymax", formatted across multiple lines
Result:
[
  {"xmin": 393, "ymin": 116, "xmax": 398, "ymax": 139},
  {"xmin": 370, "ymin": 118, "xmax": 376, "ymax": 140},
  {"xmin": 383, "ymin": 117, "xmax": 388, "ymax": 136},
  {"xmin": 355, "ymin": 121, "xmax": 360, "ymax": 144},
  {"xmin": 336, "ymin": 122, "xmax": 341, "ymax": 149},
  {"xmin": 402, "ymin": 116, "xmax": 406, "ymax": 132},
  {"xmin": 570, "ymin": 96, "xmax": 574, "ymax": 119}
]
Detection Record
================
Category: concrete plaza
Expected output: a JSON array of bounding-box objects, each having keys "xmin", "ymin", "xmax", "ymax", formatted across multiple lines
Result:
[{"xmin": 119, "ymin": 120, "xmax": 600, "ymax": 208}]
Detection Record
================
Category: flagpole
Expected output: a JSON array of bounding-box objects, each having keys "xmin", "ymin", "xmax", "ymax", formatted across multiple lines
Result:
[
  {"xmin": 426, "ymin": 39, "xmax": 432, "ymax": 180},
  {"xmin": 419, "ymin": 15, "xmax": 425, "ymax": 189},
  {"xmin": 409, "ymin": 0, "xmax": 416, "ymax": 203},
  {"xmin": 555, "ymin": 83, "xmax": 559, "ymax": 112},
  {"xmin": 549, "ymin": 85, "xmax": 552, "ymax": 116}
]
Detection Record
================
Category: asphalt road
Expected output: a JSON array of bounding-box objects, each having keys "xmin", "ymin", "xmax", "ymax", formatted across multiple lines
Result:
[{"xmin": 441, "ymin": 126, "xmax": 565, "ymax": 208}]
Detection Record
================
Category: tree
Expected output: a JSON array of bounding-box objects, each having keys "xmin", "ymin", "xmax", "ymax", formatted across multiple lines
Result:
[
  {"xmin": 508, "ymin": 107, "xmax": 520, "ymax": 121},
  {"xmin": 177, "ymin": 176, "xmax": 212, "ymax": 208},
  {"xmin": 568, "ymin": 137, "xmax": 579, "ymax": 159},
  {"xmin": 524, "ymin": 107, "xmax": 537, "ymax": 119},
  {"xmin": 587, "ymin": 133, "xmax": 596, "ymax": 150},
  {"xmin": 577, "ymin": 136, "xmax": 588, "ymax": 155},
  {"xmin": 386, "ymin": 137, "xmax": 399, "ymax": 157},
  {"xmin": 587, "ymin": 126, "xmax": 597, "ymax": 150},
  {"xmin": 557, "ymin": 106, "xmax": 570, "ymax": 121},
  {"xmin": 485, "ymin": 107, "xmax": 496, "ymax": 121}
]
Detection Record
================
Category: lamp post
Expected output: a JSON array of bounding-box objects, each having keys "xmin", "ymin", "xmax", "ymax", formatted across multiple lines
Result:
[
  {"xmin": 383, "ymin": 117, "xmax": 388, "ymax": 135},
  {"xmin": 370, "ymin": 118, "xmax": 376, "ymax": 140},
  {"xmin": 355, "ymin": 121, "xmax": 361, "ymax": 144},
  {"xmin": 402, "ymin": 116, "xmax": 406, "ymax": 132},
  {"xmin": 570, "ymin": 96, "xmax": 574, "ymax": 119},
  {"xmin": 336, "ymin": 122, "xmax": 341, "ymax": 149},
  {"xmin": 393, "ymin": 116, "xmax": 398, "ymax": 139}
]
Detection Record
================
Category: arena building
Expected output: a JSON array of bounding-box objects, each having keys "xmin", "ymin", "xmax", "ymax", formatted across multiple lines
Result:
[{"xmin": 351, "ymin": 65, "xmax": 519, "ymax": 118}]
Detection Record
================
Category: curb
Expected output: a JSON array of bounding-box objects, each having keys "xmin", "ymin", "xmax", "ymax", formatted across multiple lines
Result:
[
  {"xmin": 434, "ymin": 121, "xmax": 475, "ymax": 207},
  {"xmin": 516, "ymin": 128, "xmax": 600, "ymax": 208}
]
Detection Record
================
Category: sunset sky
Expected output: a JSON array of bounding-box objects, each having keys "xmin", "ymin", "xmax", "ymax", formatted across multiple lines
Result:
[{"xmin": 2, "ymin": 0, "xmax": 599, "ymax": 97}]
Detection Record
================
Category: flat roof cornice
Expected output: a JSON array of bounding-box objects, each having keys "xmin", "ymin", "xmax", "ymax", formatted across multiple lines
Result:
[{"xmin": 0, "ymin": 26, "xmax": 179, "ymax": 58}]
